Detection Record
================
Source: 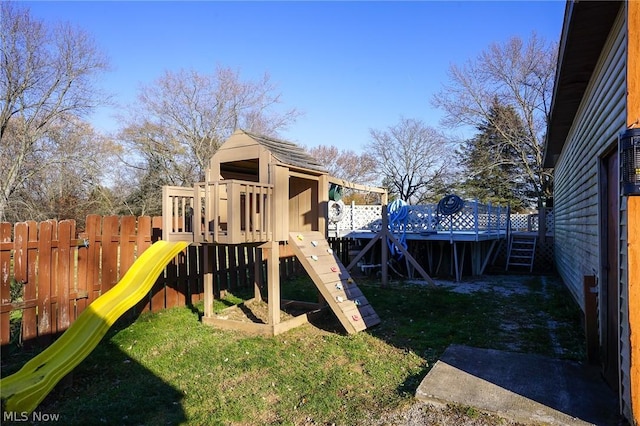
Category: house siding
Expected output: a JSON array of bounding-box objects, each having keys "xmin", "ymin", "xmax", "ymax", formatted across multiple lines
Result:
[
  {"xmin": 553, "ymin": 7, "xmax": 630, "ymax": 417},
  {"xmin": 554, "ymin": 8, "xmax": 626, "ymax": 308}
]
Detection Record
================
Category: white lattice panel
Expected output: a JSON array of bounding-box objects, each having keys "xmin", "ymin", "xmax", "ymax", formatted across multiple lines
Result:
[{"xmin": 332, "ymin": 202, "xmax": 553, "ymax": 237}]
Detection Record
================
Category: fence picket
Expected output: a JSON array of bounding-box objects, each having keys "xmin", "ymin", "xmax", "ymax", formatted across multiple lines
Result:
[
  {"xmin": 22, "ymin": 222, "xmax": 38, "ymax": 345},
  {"xmin": 76, "ymin": 238, "xmax": 88, "ymax": 318},
  {"xmin": 120, "ymin": 216, "xmax": 137, "ymax": 275},
  {"xmin": 57, "ymin": 220, "xmax": 73, "ymax": 332},
  {"xmin": 137, "ymin": 216, "xmax": 152, "ymax": 253},
  {"xmin": 85, "ymin": 215, "xmax": 102, "ymax": 307},
  {"xmin": 1, "ymin": 223, "xmax": 12, "ymax": 345},
  {"xmin": 102, "ymin": 216, "xmax": 120, "ymax": 292},
  {"xmin": 37, "ymin": 221, "xmax": 54, "ymax": 344}
]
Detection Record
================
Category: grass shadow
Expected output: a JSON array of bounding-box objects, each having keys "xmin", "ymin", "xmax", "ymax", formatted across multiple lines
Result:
[{"xmin": 1, "ymin": 312, "xmax": 187, "ymax": 426}]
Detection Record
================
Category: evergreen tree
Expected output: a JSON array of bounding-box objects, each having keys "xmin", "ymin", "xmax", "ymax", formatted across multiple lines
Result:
[{"xmin": 456, "ymin": 98, "xmax": 530, "ymax": 212}]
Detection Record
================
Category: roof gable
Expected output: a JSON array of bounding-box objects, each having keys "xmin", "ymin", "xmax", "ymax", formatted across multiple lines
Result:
[{"xmin": 238, "ymin": 130, "xmax": 328, "ymax": 174}]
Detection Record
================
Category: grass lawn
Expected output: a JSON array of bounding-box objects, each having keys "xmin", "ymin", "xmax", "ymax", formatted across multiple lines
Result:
[{"xmin": 1, "ymin": 273, "xmax": 585, "ymax": 425}]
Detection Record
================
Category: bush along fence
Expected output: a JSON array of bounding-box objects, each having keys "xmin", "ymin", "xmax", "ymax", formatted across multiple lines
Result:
[{"xmin": 0, "ymin": 215, "xmax": 300, "ymax": 351}]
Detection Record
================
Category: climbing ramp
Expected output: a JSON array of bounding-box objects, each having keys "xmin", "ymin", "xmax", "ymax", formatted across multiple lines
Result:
[{"xmin": 288, "ymin": 232, "xmax": 380, "ymax": 334}]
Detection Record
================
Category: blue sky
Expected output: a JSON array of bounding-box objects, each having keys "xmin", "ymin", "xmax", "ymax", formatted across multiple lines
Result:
[{"xmin": 24, "ymin": 1, "xmax": 566, "ymax": 151}]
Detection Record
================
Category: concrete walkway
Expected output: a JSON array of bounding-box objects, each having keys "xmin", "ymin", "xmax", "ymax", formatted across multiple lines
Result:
[{"xmin": 416, "ymin": 344, "xmax": 619, "ymax": 425}]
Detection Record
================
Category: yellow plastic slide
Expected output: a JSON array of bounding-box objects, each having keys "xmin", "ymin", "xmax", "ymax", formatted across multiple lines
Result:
[{"xmin": 0, "ymin": 240, "xmax": 190, "ymax": 414}]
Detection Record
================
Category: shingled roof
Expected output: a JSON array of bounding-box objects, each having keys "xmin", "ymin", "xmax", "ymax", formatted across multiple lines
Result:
[{"xmin": 241, "ymin": 130, "xmax": 328, "ymax": 174}]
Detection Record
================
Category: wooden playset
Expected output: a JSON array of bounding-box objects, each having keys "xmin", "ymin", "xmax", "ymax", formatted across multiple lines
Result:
[{"xmin": 162, "ymin": 130, "xmax": 386, "ymax": 335}]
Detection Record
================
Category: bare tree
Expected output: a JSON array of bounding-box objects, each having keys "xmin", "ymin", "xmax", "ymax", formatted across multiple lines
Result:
[
  {"xmin": 12, "ymin": 117, "xmax": 120, "ymax": 223},
  {"xmin": 306, "ymin": 145, "xmax": 377, "ymax": 183},
  {"xmin": 432, "ymin": 34, "xmax": 557, "ymax": 204},
  {"xmin": 0, "ymin": 2, "xmax": 111, "ymax": 221},
  {"xmin": 306, "ymin": 145, "xmax": 379, "ymax": 203},
  {"xmin": 366, "ymin": 118, "xmax": 454, "ymax": 204},
  {"xmin": 118, "ymin": 67, "xmax": 300, "ymax": 189}
]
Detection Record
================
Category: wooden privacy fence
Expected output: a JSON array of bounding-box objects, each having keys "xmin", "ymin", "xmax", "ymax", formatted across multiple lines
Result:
[{"xmin": 0, "ymin": 215, "xmax": 282, "ymax": 350}]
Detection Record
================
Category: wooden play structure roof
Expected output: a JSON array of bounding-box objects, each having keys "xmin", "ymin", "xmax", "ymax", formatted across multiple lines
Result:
[
  {"xmin": 237, "ymin": 130, "xmax": 328, "ymax": 174},
  {"xmin": 209, "ymin": 130, "xmax": 328, "ymax": 182}
]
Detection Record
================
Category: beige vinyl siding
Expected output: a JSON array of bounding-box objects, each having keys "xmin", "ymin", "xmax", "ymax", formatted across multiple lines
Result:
[{"xmin": 553, "ymin": 7, "xmax": 626, "ymax": 310}]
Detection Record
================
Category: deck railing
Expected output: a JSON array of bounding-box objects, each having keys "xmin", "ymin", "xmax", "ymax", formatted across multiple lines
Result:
[
  {"xmin": 331, "ymin": 201, "xmax": 511, "ymax": 237},
  {"xmin": 330, "ymin": 201, "xmax": 555, "ymax": 239},
  {"xmin": 162, "ymin": 180, "xmax": 274, "ymax": 244}
]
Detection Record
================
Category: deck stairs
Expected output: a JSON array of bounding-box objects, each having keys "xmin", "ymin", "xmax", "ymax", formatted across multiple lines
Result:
[
  {"xmin": 288, "ymin": 232, "xmax": 380, "ymax": 334},
  {"xmin": 505, "ymin": 233, "xmax": 537, "ymax": 272}
]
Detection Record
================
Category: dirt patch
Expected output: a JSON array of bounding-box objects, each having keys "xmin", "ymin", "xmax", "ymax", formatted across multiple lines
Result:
[
  {"xmin": 215, "ymin": 299, "xmax": 297, "ymax": 324},
  {"xmin": 406, "ymin": 275, "xmax": 536, "ymax": 296},
  {"xmin": 366, "ymin": 401, "xmax": 529, "ymax": 426}
]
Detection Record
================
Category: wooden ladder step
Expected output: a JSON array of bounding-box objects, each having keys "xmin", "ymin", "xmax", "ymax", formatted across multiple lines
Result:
[{"xmin": 506, "ymin": 234, "xmax": 537, "ymax": 272}]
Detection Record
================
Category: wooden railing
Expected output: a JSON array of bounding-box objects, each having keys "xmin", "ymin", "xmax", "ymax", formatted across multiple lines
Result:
[{"xmin": 162, "ymin": 180, "xmax": 274, "ymax": 245}]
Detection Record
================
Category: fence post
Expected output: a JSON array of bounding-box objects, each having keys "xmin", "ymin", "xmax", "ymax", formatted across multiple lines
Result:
[{"xmin": 538, "ymin": 204, "xmax": 547, "ymax": 244}]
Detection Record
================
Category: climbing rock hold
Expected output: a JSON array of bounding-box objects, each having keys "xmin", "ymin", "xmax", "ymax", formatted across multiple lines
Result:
[
  {"xmin": 347, "ymin": 278, "xmax": 354, "ymax": 284},
  {"xmin": 311, "ymin": 255, "xmax": 318, "ymax": 261},
  {"xmin": 326, "ymin": 248, "xmax": 333, "ymax": 254},
  {"xmin": 336, "ymin": 296, "xmax": 344, "ymax": 303},
  {"xmin": 311, "ymin": 240, "xmax": 318, "ymax": 247},
  {"xmin": 335, "ymin": 283, "xmax": 343, "ymax": 290},
  {"xmin": 297, "ymin": 234, "xmax": 304, "ymax": 240},
  {"xmin": 330, "ymin": 266, "xmax": 338, "ymax": 272},
  {"xmin": 352, "ymin": 315, "xmax": 360, "ymax": 321},
  {"xmin": 354, "ymin": 299, "xmax": 361, "ymax": 306}
]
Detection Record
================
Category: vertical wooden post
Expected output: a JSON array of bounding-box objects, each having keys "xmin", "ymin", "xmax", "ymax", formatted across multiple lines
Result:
[
  {"xmin": 263, "ymin": 240, "xmax": 280, "ymax": 325},
  {"xmin": 627, "ymin": 2, "xmax": 640, "ymax": 421},
  {"xmin": 538, "ymin": 200, "xmax": 547, "ymax": 245},
  {"xmin": 162, "ymin": 186, "xmax": 171, "ymax": 241},
  {"xmin": 203, "ymin": 244, "xmax": 214, "ymax": 319},
  {"xmin": 318, "ymin": 174, "xmax": 329, "ymax": 238},
  {"xmin": 228, "ymin": 182, "xmax": 241, "ymax": 243}
]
